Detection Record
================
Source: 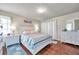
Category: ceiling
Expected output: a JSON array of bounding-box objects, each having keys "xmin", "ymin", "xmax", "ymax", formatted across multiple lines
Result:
[{"xmin": 0, "ymin": 3, "xmax": 79, "ymax": 21}]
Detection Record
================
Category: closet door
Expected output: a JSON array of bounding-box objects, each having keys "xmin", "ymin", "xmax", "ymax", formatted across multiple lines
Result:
[
  {"xmin": 48, "ymin": 22, "xmax": 50, "ymax": 34},
  {"xmin": 48, "ymin": 22, "xmax": 53, "ymax": 35},
  {"xmin": 48, "ymin": 20, "xmax": 57, "ymax": 39},
  {"xmin": 41, "ymin": 23, "xmax": 43, "ymax": 33},
  {"xmin": 45, "ymin": 22, "xmax": 48, "ymax": 34},
  {"xmin": 52, "ymin": 20, "xmax": 57, "ymax": 39},
  {"xmin": 41, "ymin": 20, "xmax": 57, "ymax": 39},
  {"xmin": 41, "ymin": 22, "xmax": 48, "ymax": 34}
]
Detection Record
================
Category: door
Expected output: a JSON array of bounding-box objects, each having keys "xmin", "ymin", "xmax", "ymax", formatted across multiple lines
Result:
[
  {"xmin": 41, "ymin": 20, "xmax": 57, "ymax": 39},
  {"xmin": 48, "ymin": 20, "xmax": 57, "ymax": 39}
]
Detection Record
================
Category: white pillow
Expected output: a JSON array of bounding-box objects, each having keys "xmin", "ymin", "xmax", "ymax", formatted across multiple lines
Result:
[{"xmin": 23, "ymin": 31, "xmax": 31, "ymax": 35}]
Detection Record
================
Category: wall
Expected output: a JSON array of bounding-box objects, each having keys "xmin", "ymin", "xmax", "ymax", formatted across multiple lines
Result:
[
  {"xmin": 46, "ymin": 11, "xmax": 79, "ymax": 40},
  {"xmin": 0, "ymin": 10, "xmax": 40, "ymax": 34}
]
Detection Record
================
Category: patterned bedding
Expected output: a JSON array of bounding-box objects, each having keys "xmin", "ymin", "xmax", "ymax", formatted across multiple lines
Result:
[{"xmin": 21, "ymin": 33, "xmax": 52, "ymax": 49}]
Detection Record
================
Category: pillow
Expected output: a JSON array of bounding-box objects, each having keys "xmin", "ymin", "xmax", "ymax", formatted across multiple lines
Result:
[
  {"xmin": 30, "ymin": 31, "xmax": 35, "ymax": 34},
  {"xmin": 23, "ymin": 31, "xmax": 31, "ymax": 35}
]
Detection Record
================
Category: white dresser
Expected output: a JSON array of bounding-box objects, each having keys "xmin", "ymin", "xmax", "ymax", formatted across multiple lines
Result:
[{"xmin": 61, "ymin": 31, "xmax": 79, "ymax": 45}]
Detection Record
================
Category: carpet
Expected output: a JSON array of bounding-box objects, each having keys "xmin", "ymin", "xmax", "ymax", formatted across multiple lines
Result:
[{"xmin": 7, "ymin": 44, "xmax": 27, "ymax": 55}]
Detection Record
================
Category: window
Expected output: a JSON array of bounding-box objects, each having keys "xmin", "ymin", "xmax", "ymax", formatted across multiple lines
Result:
[
  {"xmin": 66, "ymin": 23, "xmax": 72, "ymax": 31},
  {"xmin": 0, "ymin": 16, "xmax": 11, "ymax": 36}
]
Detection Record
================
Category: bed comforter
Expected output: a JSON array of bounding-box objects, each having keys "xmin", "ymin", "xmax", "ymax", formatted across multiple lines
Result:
[{"xmin": 21, "ymin": 33, "xmax": 52, "ymax": 49}]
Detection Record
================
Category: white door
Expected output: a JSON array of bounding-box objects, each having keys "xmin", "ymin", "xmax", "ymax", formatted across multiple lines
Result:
[
  {"xmin": 47, "ymin": 20, "xmax": 57, "ymax": 39},
  {"xmin": 41, "ymin": 20, "xmax": 57, "ymax": 39},
  {"xmin": 52, "ymin": 20, "xmax": 57, "ymax": 39},
  {"xmin": 41, "ymin": 23, "xmax": 46, "ymax": 33}
]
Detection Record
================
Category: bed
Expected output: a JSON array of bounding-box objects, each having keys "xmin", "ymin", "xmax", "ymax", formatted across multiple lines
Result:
[
  {"xmin": 2, "ymin": 35, "xmax": 20, "ymax": 47},
  {"xmin": 0, "ymin": 35, "xmax": 20, "ymax": 47},
  {"xmin": 21, "ymin": 33, "xmax": 53, "ymax": 55}
]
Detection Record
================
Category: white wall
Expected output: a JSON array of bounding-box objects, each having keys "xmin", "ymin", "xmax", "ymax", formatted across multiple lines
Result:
[
  {"xmin": 44, "ymin": 11, "xmax": 79, "ymax": 40},
  {"xmin": 0, "ymin": 10, "xmax": 41, "ymax": 34}
]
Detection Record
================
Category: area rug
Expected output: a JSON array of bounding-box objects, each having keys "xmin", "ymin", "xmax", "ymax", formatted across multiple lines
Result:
[{"xmin": 7, "ymin": 44, "xmax": 27, "ymax": 55}]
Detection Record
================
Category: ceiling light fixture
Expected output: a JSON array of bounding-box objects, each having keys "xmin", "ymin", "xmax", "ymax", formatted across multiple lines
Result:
[{"xmin": 37, "ymin": 7, "xmax": 47, "ymax": 13}]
